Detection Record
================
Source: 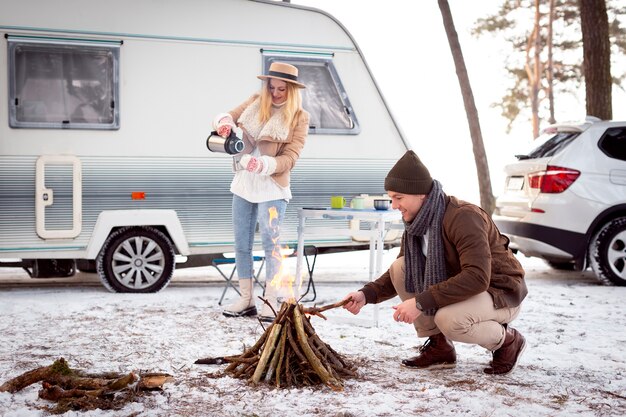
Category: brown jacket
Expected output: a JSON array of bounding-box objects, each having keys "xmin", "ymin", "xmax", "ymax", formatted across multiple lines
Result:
[
  {"xmin": 360, "ymin": 196, "xmax": 527, "ymax": 311},
  {"xmin": 229, "ymin": 94, "xmax": 309, "ymax": 188}
]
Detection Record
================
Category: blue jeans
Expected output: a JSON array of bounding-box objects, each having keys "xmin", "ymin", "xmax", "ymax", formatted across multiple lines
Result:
[{"xmin": 232, "ymin": 194, "xmax": 287, "ymax": 284}]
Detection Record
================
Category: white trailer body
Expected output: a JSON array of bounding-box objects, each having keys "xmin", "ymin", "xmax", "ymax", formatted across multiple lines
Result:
[{"xmin": 0, "ymin": 0, "xmax": 409, "ymax": 291}]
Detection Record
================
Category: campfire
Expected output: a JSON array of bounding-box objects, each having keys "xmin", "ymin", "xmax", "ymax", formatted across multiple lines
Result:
[
  {"xmin": 196, "ymin": 207, "xmax": 357, "ymax": 390},
  {"xmin": 197, "ymin": 299, "xmax": 357, "ymax": 390}
]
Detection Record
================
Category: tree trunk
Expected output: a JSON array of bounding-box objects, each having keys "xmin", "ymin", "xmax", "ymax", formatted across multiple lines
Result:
[
  {"xmin": 530, "ymin": 0, "xmax": 542, "ymax": 138},
  {"xmin": 579, "ymin": 0, "xmax": 612, "ymax": 120},
  {"xmin": 547, "ymin": 0, "xmax": 556, "ymax": 124},
  {"xmin": 437, "ymin": 0, "xmax": 495, "ymax": 213}
]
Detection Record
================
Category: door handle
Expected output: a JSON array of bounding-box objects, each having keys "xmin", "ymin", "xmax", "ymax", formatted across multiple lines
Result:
[{"xmin": 41, "ymin": 188, "xmax": 53, "ymax": 206}]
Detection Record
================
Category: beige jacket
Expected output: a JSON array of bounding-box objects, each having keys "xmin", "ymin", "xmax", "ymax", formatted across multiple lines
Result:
[
  {"xmin": 360, "ymin": 196, "xmax": 527, "ymax": 311},
  {"xmin": 229, "ymin": 94, "xmax": 309, "ymax": 188}
]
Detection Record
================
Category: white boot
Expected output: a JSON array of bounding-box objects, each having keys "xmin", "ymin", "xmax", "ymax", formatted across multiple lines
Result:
[
  {"xmin": 223, "ymin": 279, "xmax": 257, "ymax": 317},
  {"xmin": 259, "ymin": 283, "xmax": 279, "ymax": 322}
]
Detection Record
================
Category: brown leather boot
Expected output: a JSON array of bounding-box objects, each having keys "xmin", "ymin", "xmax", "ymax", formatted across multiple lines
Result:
[
  {"xmin": 401, "ymin": 333, "xmax": 456, "ymax": 369},
  {"xmin": 484, "ymin": 327, "xmax": 526, "ymax": 375}
]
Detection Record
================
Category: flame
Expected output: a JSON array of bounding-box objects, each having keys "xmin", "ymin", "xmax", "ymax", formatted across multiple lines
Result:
[{"xmin": 267, "ymin": 206, "xmax": 299, "ymax": 302}]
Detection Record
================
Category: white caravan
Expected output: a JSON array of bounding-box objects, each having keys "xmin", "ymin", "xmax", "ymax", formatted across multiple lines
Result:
[{"xmin": 0, "ymin": 0, "xmax": 409, "ymax": 292}]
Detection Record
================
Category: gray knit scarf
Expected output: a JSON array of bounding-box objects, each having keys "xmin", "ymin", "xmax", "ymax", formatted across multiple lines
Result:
[{"xmin": 404, "ymin": 180, "xmax": 448, "ymax": 315}]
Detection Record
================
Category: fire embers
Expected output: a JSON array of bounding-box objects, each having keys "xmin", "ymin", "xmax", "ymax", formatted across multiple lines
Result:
[{"xmin": 223, "ymin": 302, "xmax": 357, "ymax": 390}]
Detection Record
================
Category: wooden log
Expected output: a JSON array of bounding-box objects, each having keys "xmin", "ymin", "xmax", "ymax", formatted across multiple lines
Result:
[
  {"xmin": 274, "ymin": 328, "xmax": 289, "ymax": 387},
  {"xmin": 234, "ymin": 362, "xmax": 257, "ymax": 379},
  {"xmin": 226, "ymin": 355, "xmax": 260, "ymax": 364},
  {"xmin": 303, "ymin": 298, "xmax": 351, "ymax": 319},
  {"xmin": 284, "ymin": 350, "xmax": 292, "ymax": 386},
  {"xmin": 38, "ymin": 371, "xmax": 136, "ymax": 402},
  {"xmin": 258, "ymin": 295, "xmax": 278, "ymax": 318},
  {"xmin": 265, "ymin": 326, "xmax": 287, "ymax": 383},
  {"xmin": 310, "ymin": 338, "xmax": 343, "ymax": 371},
  {"xmin": 39, "ymin": 382, "xmax": 103, "ymax": 401},
  {"xmin": 224, "ymin": 325, "xmax": 272, "ymax": 373},
  {"xmin": 49, "ymin": 374, "xmax": 122, "ymax": 391},
  {"xmin": 293, "ymin": 305, "xmax": 342, "ymax": 390},
  {"xmin": 0, "ymin": 365, "xmax": 54, "ymax": 393},
  {"xmin": 0, "ymin": 358, "xmax": 72, "ymax": 393},
  {"xmin": 194, "ymin": 357, "xmax": 227, "ymax": 365},
  {"xmin": 73, "ymin": 371, "xmax": 124, "ymax": 380},
  {"xmin": 136, "ymin": 373, "xmax": 174, "ymax": 390},
  {"xmin": 286, "ymin": 323, "xmax": 308, "ymax": 365},
  {"xmin": 195, "ymin": 355, "xmax": 259, "ymax": 366},
  {"xmin": 105, "ymin": 372, "xmax": 137, "ymax": 392},
  {"xmin": 251, "ymin": 323, "xmax": 282, "ymax": 384}
]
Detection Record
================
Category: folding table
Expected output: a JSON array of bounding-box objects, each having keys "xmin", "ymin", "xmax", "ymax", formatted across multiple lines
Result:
[{"xmin": 294, "ymin": 207, "xmax": 403, "ymax": 326}]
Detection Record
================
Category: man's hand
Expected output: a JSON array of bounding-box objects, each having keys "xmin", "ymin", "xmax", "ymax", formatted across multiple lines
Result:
[
  {"xmin": 342, "ymin": 291, "xmax": 366, "ymax": 315},
  {"xmin": 392, "ymin": 298, "xmax": 421, "ymax": 324}
]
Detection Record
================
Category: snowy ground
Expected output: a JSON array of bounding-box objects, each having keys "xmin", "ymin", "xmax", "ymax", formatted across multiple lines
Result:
[{"xmin": 1, "ymin": 250, "xmax": 625, "ymax": 417}]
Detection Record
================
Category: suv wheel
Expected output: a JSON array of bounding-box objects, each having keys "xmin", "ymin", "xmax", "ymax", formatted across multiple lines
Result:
[
  {"xmin": 97, "ymin": 226, "xmax": 175, "ymax": 293},
  {"xmin": 589, "ymin": 217, "xmax": 626, "ymax": 286}
]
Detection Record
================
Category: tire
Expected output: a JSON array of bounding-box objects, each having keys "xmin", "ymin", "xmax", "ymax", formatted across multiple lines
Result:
[
  {"xmin": 589, "ymin": 217, "xmax": 626, "ymax": 286},
  {"xmin": 97, "ymin": 226, "xmax": 175, "ymax": 293}
]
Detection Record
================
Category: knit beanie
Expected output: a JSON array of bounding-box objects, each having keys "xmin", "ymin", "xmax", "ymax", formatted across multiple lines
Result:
[{"xmin": 384, "ymin": 150, "xmax": 433, "ymax": 194}]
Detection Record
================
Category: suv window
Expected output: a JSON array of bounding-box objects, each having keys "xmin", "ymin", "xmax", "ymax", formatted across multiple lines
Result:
[
  {"xmin": 8, "ymin": 36, "xmax": 120, "ymax": 130},
  {"xmin": 598, "ymin": 127, "xmax": 626, "ymax": 161},
  {"xmin": 518, "ymin": 132, "xmax": 580, "ymax": 160}
]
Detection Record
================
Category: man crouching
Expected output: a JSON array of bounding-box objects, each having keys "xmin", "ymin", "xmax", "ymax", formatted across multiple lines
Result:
[{"xmin": 343, "ymin": 150, "xmax": 528, "ymax": 375}]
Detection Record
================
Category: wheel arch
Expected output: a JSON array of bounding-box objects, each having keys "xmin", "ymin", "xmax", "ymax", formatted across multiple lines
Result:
[
  {"xmin": 85, "ymin": 210, "xmax": 190, "ymax": 259},
  {"xmin": 583, "ymin": 204, "xmax": 626, "ymax": 256},
  {"xmin": 585, "ymin": 205, "xmax": 626, "ymax": 242}
]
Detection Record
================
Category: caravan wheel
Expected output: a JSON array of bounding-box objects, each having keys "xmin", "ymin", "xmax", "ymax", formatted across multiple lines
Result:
[{"xmin": 97, "ymin": 226, "xmax": 175, "ymax": 293}]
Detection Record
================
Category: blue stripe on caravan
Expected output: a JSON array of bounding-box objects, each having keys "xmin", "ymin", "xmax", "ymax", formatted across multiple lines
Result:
[
  {"xmin": 190, "ymin": 242, "xmax": 234, "ymax": 247},
  {"xmin": 0, "ymin": 25, "xmax": 355, "ymax": 52},
  {"xmin": 7, "ymin": 34, "xmax": 122, "ymax": 45},
  {"xmin": 0, "ymin": 246, "xmax": 86, "ymax": 252}
]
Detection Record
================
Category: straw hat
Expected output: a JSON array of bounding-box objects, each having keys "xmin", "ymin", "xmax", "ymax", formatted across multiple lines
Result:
[{"xmin": 258, "ymin": 62, "xmax": 306, "ymax": 88}]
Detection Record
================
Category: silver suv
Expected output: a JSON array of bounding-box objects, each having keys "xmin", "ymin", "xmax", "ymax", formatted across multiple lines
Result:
[{"xmin": 493, "ymin": 117, "xmax": 626, "ymax": 285}]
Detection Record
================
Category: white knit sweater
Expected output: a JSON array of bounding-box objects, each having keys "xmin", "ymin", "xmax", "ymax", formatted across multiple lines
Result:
[{"xmin": 230, "ymin": 103, "xmax": 291, "ymax": 203}]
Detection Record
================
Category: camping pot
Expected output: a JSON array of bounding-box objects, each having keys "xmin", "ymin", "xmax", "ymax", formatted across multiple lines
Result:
[{"xmin": 206, "ymin": 131, "xmax": 245, "ymax": 155}]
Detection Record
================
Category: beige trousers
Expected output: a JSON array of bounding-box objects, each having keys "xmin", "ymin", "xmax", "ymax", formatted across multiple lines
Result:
[{"xmin": 390, "ymin": 256, "xmax": 521, "ymax": 351}]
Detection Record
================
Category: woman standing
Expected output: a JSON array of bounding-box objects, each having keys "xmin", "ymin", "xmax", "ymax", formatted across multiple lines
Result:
[{"xmin": 213, "ymin": 62, "xmax": 309, "ymax": 321}]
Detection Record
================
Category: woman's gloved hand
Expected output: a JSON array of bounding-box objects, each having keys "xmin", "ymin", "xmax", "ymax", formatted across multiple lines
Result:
[
  {"xmin": 239, "ymin": 154, "xmax": 277, "ymax": 175},
  {"xmin": 212, "ymin": 113, "xmax": 236, "ymax": 138},
  {"xmin": 240, "ymin": 154, "xmax": 263, "ymax": 173}
]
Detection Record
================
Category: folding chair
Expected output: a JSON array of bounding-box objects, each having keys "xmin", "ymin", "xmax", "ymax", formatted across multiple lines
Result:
[
  {"xmin": 298, "ymin": 245, "xmax": 318, "ymax": 302},
  {"xmin": 214, "ymin": 255, "xmax": 265, "ymax": 305}
]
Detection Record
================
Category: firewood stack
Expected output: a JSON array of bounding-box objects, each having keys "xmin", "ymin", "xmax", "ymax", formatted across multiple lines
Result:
[
  {"xmin": 0, "ymin": 358, "xmax": 173, "ymax": 413},
  {"xmin": 222, "ymin": 301, "xmax": 357, "ymax": 391}
]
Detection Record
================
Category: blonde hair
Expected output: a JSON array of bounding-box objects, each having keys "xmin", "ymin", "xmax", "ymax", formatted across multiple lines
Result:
[{"xmin": 258, "ymin": 81, "xmax": 303, "ymax": 128}]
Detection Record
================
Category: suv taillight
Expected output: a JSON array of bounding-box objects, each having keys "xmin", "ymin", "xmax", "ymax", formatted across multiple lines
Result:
[{"xmin": 528, "ymin": 165, "xmax": 581, "ymax": 193}]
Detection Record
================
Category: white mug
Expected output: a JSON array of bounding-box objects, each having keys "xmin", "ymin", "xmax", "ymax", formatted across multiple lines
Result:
[{"xmin": 351, "ymin": 197, "xmax": 365, "ymax": 209}]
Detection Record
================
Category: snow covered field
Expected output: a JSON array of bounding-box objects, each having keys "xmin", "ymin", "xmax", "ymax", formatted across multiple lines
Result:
[{"xmin": 1, "ymin": 250, "xmax": 625, "ymax": 416}]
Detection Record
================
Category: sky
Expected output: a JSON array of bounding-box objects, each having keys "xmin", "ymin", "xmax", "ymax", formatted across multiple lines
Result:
[{"xmin": 291, "ymin": 0, "xmax": 626, "ymax": 203}]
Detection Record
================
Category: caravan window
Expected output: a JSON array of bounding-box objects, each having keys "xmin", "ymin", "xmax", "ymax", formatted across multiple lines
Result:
[
  {"xmin": 7, "ymin": 37, "xmax": 120, "ymax": 130},
  {"xmin": 263, "ymin": 56, "xmax": 359, "ymax": 135}
]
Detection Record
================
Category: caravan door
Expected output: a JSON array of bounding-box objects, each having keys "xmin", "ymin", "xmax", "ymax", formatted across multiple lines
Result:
[{"xmin": 35, "ymin": 155, "xmax": 82, "ymax": 239}]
